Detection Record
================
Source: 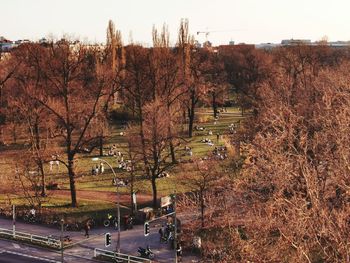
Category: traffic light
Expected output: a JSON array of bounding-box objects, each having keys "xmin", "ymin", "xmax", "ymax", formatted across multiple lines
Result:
[
  {"xmin": 105, "ymin": 232, "xmax": 111, "ymax": 247},
  {"xmin": 144, "ymin": 222, "xmax": 150, "ymax": 236}
]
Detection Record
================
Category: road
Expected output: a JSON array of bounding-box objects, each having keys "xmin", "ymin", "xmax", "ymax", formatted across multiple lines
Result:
[
  {"xmin": 0, "ymin": 238, "xmax": 95, "ymax": 262},
  {"xmin": 0, "ymin": 250, "xmax": 57, "ymax": 263},
  {"xmin": 0, "ymin": 218, "xmax": 199, "ymax": 262}
]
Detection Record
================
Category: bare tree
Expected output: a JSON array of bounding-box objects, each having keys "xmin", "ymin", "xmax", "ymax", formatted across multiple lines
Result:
[
  {"xmin": 151, "ymin": 24, "xmax": 184, "ymax": 163},
  {"xmin": 179, "ymin": 158, "xmax": 223, "ymax": 228},
  {"xmin": 127, "ymin": 99, "xmax": 178, "ymax": 208},
  {"xmin": 0, "ymin": 56, "xmax": 20, "ymax": 143},
  {"xmin": 8, "ymin": 42, "xmax": 115, "ymax": 207},
  {"xmin": 227, "ymin": 59, "xmax": 350, "ymax": 262}
]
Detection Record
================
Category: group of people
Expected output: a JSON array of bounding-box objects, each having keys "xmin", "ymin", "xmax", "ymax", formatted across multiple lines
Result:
[
  {"xmin": 91, "ymin": 163, "xmax": 104, "ymax": 175},
  {"xmin": 184, "ymin": 146, "xmax": 193, "ymax": 156},
  {"xmin": 157, "ymin": 172, "xmax": 170, "ymax": 178},
  {"xmin": 107, "ymin": 144, "xmax": 123, "ymax": 157},
  {"xmin": 201, "ymin": 138, "xmax": 214, "ymax": 146},
  {"xmin": 194, "ymin": 125, "xmax": 206, "ymax": 131},
  {"xmin": 213, "ymin": 146, "xmax": 228, "ymax": 160},
  {"xmin": 158, "ymin": 221, "xmax": 183, "ymax": 260},
  {"xmin": 229, "ymin": 122, "xmax": 239, "ymax": 134},
  {"xmin": 117, "ymin": 157, "xmax": 131, "ymax": 172},
  {"xmin": 112, "ymin": 177, "xmax": 129, "ymax": 187},
  {"xmin": 158, "ymin": 222, "xmax": 175, "ymax": 244}
]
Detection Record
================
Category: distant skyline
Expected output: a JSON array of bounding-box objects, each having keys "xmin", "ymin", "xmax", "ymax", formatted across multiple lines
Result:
[{"xmin": 1, "ymin": 0, "xmax": 350, "ymax": 46}]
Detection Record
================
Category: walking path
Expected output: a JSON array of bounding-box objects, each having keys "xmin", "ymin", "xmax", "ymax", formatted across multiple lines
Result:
[{"xmin": 51, "ymin": 189, "xmax": 152, "ymax": 204}]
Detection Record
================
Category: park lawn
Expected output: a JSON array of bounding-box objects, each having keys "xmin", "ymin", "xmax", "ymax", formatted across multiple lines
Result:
[
  {"xmin": 0, "ymin": 194, "xmax": 116, "ymax": 212},
  {"xmin": 0, "ymin": 107, "xmax": 243, "ymax": 218},
  {"xmin": 0, "ymin": 193, "xmax": 130, "ymax": 224}
]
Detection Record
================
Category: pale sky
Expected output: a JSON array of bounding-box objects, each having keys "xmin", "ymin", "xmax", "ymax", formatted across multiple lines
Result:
[{"xmin": 1, "ymin": 0, "xmax": 350, "ymax": 46}]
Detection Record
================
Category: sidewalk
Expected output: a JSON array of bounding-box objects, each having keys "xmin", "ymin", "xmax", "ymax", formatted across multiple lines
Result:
[{"xmin": 0, "ymin": 218, "xmax": 200, "ymax": 262}]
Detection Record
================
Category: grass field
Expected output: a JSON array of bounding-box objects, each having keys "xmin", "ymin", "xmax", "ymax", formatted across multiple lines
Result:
[{"xmin": 0, "ymin": 107, "xmax": 244, "ymax": 221}]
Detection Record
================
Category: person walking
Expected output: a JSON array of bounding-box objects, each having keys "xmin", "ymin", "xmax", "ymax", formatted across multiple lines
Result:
[
  {"xmin": 176, "ymin": 243, "xmax": 183, "ymax": 261},
  {"xmin": 84, "ymin": 220, "xmax": 90, "ymax": 238},
  {"xmin": 158, "ymin": 227, "xmax": 164, "ymax": 242}
]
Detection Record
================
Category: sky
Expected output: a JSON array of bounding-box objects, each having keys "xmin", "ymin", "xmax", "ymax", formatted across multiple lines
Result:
[{"xmin": 1, "ymin": 0, "xmax": 350, "ymax": 46}]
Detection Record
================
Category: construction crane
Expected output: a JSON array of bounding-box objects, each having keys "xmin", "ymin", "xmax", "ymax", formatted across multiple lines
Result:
[
  {"xmin": 196, "ymin": 29, "xmax": 241, "ymax": 42},
  {"xmin": 196, "ymin": 31, "xmax": 211, "ymax": 39}
]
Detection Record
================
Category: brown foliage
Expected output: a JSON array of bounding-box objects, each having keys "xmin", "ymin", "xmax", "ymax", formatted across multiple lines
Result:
[
  {"xmin": 5, "ymin": 42, "xmax": 115, "ymax": 207},
  {"xmin": 228, "ymin": 60, "xmax": 350, "ymax": 262}
]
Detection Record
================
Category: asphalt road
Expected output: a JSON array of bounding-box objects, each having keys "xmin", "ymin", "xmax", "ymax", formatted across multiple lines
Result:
[
  {"xmin": 0, "ymin": 238, "xmax": 95, "ymax": 263},
  {"xmin": 0, "ymin": 251, "xmax": 56, "ymax": 263},
  {"xmin": 0, "ymin": 217, "xmax": 200, "ymax": 262}
]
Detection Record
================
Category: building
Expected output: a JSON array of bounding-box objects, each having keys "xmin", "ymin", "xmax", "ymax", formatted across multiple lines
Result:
[
  {"xmin": 0, "ymin": 36, "xmax": 14, "ymax": 52},
  {"xmin": 281, "ymin": 39, "xmax": 311, "ymax": 46},
  {"xmin": 255, "ymin": 43, "xmax": 280, "ymax": 50},
  {"xmin": 328, "ymin": 41, "xmax": 350, "ymax": 48}
]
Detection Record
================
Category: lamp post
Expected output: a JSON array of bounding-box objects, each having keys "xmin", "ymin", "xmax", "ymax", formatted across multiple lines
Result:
[
  {"xmin": 173, "ymin": 192, "xmax": 178, "ymax": 263},
  {"xmin": 92, "ymin": 157, "xmax": 120, "ymax": 253},
  {"xmin": 60, "ymin": 218, "xmax": 64, "ymax": 263},
  {"xmin": 12, "ymin": 205, "xmax": 16, "ymax": 238}
]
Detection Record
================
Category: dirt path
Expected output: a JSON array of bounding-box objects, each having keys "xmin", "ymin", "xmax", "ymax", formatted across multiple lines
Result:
[{"xmin": 51, "ymin": 189, "xmax": 153, "ymax": 205}]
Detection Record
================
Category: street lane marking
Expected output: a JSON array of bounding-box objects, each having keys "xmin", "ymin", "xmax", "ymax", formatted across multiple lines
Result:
[
  {"xmin": 2, "ymin": 250, "xmax": 60, "ymax": 263},
  {"xmin": 12, "ymin": 243, "xmax": 20, "ymax": 249}
]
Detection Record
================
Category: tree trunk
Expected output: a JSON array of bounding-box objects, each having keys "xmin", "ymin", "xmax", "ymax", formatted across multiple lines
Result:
[
  {"xmin": 68, "ymin": 154, "xmax": 78, "ymax": 207},
  {"xmin": 188, "ymin": 107, "xmax": 195, "ymax": 138},
  {"xmin": 34, "ymin": 122, "xmax": 46, "ymax": 197},
  {"xmin": 168, "ymin": 125, "xmax": 176, "ymax": 164},
  {"xmin": 137, "ymin": 100, "xmax": 150, "ymax": 178},
  {"xmin": 169, "ymin": 141, "xmax": 176, "ymax": 164},
  {"xmin": 188, "ymin": 91, "xmax": 196, "ymax": 138},
  {"xmin": 99, "ymin": 135, "xmax": 103, "ymax": 156},
  {"xmin": 212, "ymin": 92, "xmax": 218, "ymax": 118},
  {"xmin": 39, "ymin": 161, "xmax": 46, "ymax": 197},
  {"xmin": 200, "ymin": 191, "xmax": 204, "ymax": 228},
  {"xmin": 151, "ymin": 175, "xmax": 158, "ymax": 209}
]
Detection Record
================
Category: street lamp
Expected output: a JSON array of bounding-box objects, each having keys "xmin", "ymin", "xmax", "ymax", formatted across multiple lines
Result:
[
  {"xmin": 92, "ymin": 157, "xmax": 121, "ymax": 253},
  {"xmin": 60, "ymin": 218, "xmax": 64, "ymax": 263},
  {"xmin": 173, "ymin": 192, "xmax": 178, "ymax": 263}
]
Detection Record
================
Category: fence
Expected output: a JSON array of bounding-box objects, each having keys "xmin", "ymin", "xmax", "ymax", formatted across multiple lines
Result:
[
  {"xmin": 94, "ymin": 248, "xmax": 152, "ymax": 263},
  {"xmin": 0, "ymin": 227, "xmax": 61, "ymax": 248}
]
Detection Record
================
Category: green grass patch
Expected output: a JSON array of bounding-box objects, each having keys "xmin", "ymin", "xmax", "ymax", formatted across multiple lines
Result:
[{"xmin": 0, "ymin": 107, "xmax": 243, "ymax": 217}]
